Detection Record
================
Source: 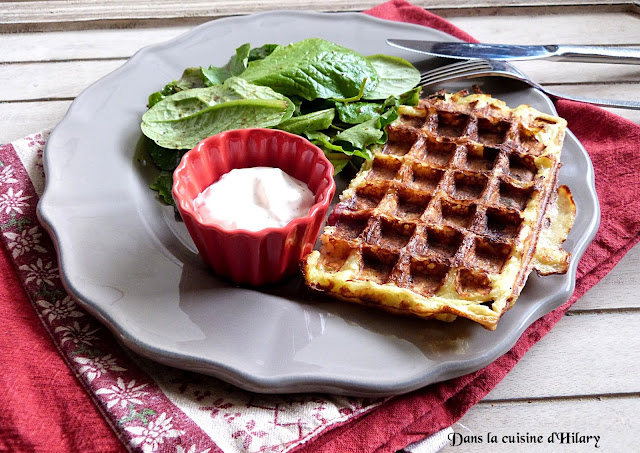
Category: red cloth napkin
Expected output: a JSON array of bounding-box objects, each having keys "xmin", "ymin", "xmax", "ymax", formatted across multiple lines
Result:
[{"xmin": 2, "ymin": 1, "xmax": 640, "ymax": 452}]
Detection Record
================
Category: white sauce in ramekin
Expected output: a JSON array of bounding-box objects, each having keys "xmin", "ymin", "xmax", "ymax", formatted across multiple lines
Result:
[{"xmin": 194, "ymin": 167, "xmax": 315, "ymax": 231}]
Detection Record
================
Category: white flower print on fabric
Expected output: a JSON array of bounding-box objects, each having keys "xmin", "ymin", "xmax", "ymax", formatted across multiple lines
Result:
[
  {"xmin": 74, "ymin": 354, "xmax": 127, "ymax": 383},
  {"xmin": 55, "ymin": 321, "xmax": 100, "ymax": 347},
  {"xmin": 37, "ymin": 295, "xmax": 84, "ymax": 323},
  {"xmin": 0, "ymin": 187, "xmax": 31, "ymax": 214},
  {"xmin": 18, "ymin": 257, "xmax": 58, "ymax": 286},
  {"xmin": 126, "ymin": 413, "xmax": 183, "ymax": 453},
  {"xmin": 0, "ymin": 164, "xmax": 19, "ymax": 186},
  {"xmin": 4, "ymin": 225, "xmax": 47, "ymax": 258},
  {"xmin": 96, "ymin": 378, "xmax": 149, "ymax": 409}
]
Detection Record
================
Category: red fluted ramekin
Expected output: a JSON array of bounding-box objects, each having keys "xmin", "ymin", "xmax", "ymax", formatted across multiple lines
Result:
[{"xmin": 172, "ymin": 128, "xmax": 335, "ymax": 286}]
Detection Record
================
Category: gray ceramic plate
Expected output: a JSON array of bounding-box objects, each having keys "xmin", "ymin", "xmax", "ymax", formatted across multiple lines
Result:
[{"xmin": 38, "ymin": 11, "xmax": 599, "ymax": 397}]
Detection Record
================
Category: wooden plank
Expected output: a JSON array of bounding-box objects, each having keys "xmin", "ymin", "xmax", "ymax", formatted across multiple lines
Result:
[
  {"xmin": 481, "ymin": 311, "xmax": 640, "ymax": 400},
  {"xmin": 3, "ymin": 13, "xmax": 640, "ymax": 64},
  {"xmin": 0, "ymin": 1, "xmax": 632, "ymax": 29},
  {"xmin": 3, "ymin": 39, "xmax": 640, "ymax": 73},
  {"xmin": 446, "ymin": 8, "xmax": 640, "ymax": 45},
  {"xmin": 0, "ymin": 100, "xmax": 70, "ymax": 145},
  {"xmin": 571, "ymin": 245, "xmax": 640, "ymax": 311},
  {"xmin": 440, "ymin": 396, "xmax": 639, "ymax": 452},
  {"xmin": 0, "ymin": 27, "xmax": 189, "ymax": 63},
  {"xmin": 0, "ymin": 60, "xmax": 125, "ymax": 101}
]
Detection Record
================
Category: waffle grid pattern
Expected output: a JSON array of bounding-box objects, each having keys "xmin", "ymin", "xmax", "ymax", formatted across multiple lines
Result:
[{"xmin": 304, "ymin": 92, "xmax": 568, "ymax": 329}]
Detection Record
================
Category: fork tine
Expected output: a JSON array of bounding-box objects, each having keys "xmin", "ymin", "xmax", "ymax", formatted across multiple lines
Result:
[
  {"xmin": 420, "ymin": 60, "xmax": 490, "ymax": 85},
  {"xmin": 419, "ymin": 61, "xmax": 473, "ymax": 84},
  {"xmin": 419, "ymin": 59, "xmax": 493, "ymax": 86},
  {"xmin": 420, "ymin": 59, "xmax": 480, "ymax": 77},
  {"xmin": 418, "ymin": 58, "xmax": 640, "ymax": 109}
]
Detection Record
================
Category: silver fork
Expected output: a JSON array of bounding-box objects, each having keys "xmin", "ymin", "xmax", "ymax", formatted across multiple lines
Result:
[{"xmin": 419, "ymin": 59, "xmax": 640, "ymax": 110}]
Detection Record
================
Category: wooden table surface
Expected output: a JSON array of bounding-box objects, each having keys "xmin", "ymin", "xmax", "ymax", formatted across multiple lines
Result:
[{"xmin": 1, "ymin": 1, "xmax": 639, "ymax": 451}]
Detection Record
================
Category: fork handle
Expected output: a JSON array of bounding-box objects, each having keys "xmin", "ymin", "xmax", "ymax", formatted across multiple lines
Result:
[{"xmin": 549, "ymin": 45, "xmax": 640, "ymax": 65}]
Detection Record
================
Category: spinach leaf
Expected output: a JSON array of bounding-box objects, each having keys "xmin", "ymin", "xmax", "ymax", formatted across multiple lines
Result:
[
  {"xmin": 240, "ymin": 38, "xmax": 379, "ymax": 101},
  {"xmin": 142, "ymin": 77, "xmax": 294, "ymax": 149},
  {"xmin": 146, "ymin": 139, "xmax": 187, "ymax": 171},
  {"xmin": 303, "ymin": 131, "xmax": 341, "ymax": 151},
  {"xmin": 143, "ymin": 98, "xmax": 290, "ymax": 149},
  {"xmin": 148, "ymin": 85, "xmax": 175, "ymax": 109},
  {"xmin": 200, "ymin": 43, "xmax": 253, "ymax": 86},
  {"xmin": 362, "ymin": 54, "xmax": 421, "ymax": 100},
  {"xmin": 277, "ymin": 108, "xmax": 335, "ymax": 135},
  {"xmin": 303, "ymin": 132, "xmax": 367, "ymax": 175},
  {"xmin": 226, "ymin": 43, "xmax": 251, "ymax": 76},
  {"xmin": 149, "ymin": 171, "xmax": 175, "ymax": 205},
  {"xmin": 323, "ymin": 153, "xmax": 351, "ymax": 175},
  {"xmin": 202, "ymin": 43, "xmax": 277, "ymax": 86},
  {"xmin": 302, "ymin": 106, "xmax": 399, "ymax": 168},
  {"xmin": 147, "ymin": 42, "xmax": 260, "ymax": 107},
  {"xmin": 304, "ymin": 130, "xmax": 373, "ymax": 160},
  {"xmin": 334, "ymin": 118, "xmax": 384, "ymax": 150},
  {"xmin": 147, "ymin": 67, "xmax": 211, "ymax": 108},
  {"xmin": 396, "ymin": 86, "xmax": 422, "ymax": 106},
  {"xmin": 331, "ymin": 108, "xmax": 399, "ymax": 156},
  {"xmin": 174, "ymin": 67, "xmax": 209, "ymax": 90},
  {"xmin": 202, "ymin": 66, "xmax": 232, "ymax": 86},
  {"xmin": 376, "ymin": 106, "xmax": 400, "ymax": 143},
  {"xmin": 335, "ymin": 102, "xmax": 384, "ymax": 124},
  {"xmin": 248, "ymin": 44, "xmax": 279, "ymax": 62}
]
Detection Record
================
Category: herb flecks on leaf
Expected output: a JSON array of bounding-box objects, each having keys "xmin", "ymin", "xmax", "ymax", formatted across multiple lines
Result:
[{"xmin": 142, "ymin": 77, "xmax": 293, "ymax": 149}]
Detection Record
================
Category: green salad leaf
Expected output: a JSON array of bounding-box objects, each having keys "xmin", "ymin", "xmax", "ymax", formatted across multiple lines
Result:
[
  {"xmin": 363, "ymin": 54, "xmax": 421, "ymax": 100},
  {"xmin": 146, "ymin": 43, "xmax": 279, "ymax": 108},
  {"xmin": 140, "ymin": 38, "xmax": 422, "ymax": 203},
  {"xmin": 277, "ymin": 108, "xmax": 335, "ymax": 135},
  {"xmin": 248, "ymin": 44, "xmax": 279, "ymax": 62},
  {"xmin": 146, "ymin": 140, "xmax": 187, "ymax": 171},
  {"xmin": 335, "ymin": 102, "xmax": 384, "ymax": 124},
  {"xmin": 240, "ymin": 38, "xmax": 379, "ymax": 101},
  {"xmin": 334, "ymin": 108, "xmax": 399, "ymax": 150},
  {"xmin": 142, "ymin": 77, "xmax": 294, "ymax": 149},
  {"xmin": 201, "ymin": 66, "xmax": 232, "ymax": 87},
  {"xmin": 226, "ymin": 43, "xmax": 251, "ymax": 76},
  {"xmin": 149, "ymin": 171, "xmax": 175, "ymax": 205}
]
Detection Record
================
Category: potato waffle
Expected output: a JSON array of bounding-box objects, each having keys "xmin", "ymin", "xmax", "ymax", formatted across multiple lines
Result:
[{"xmin": 303, "ymin": 90, "xmax": 575, "ymax": 330}]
